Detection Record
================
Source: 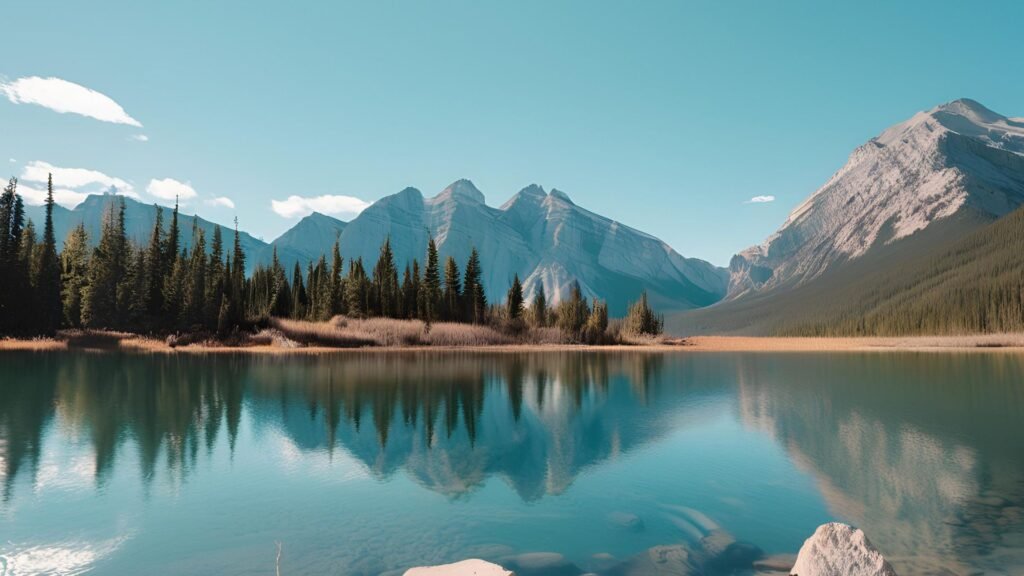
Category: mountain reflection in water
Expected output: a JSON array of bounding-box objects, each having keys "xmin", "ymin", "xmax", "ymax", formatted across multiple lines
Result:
[{"xmin": 1, "ymin": 351, "xmax": 1022, "ymax": 575}]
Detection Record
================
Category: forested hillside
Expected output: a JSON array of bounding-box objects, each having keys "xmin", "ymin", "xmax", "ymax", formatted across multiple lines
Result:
[{"xmin": 777, "ymin": 205, "xmax": 1024, "ymax": 336}]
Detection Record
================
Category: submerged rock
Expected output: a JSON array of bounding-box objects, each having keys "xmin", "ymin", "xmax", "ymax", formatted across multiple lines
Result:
[
  {"xmin": 498, "ymin": 551, "xmax": 584, "ymax": 576},
  {"xmin": 403, "ymin": 558, "xmax": 513, "ymax": 576},
  {"xmin": 790, "ymin": 523, "xmax": 896, "ymax": 576},
  {"xmin": 608, "ymin": 512, "xmax": 646, "ymax": 533}
]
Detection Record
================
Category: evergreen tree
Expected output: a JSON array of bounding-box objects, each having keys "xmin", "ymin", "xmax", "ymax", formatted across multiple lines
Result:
[
  {"xmin": 583, "ymin": 298, "xmax": 609, "ymax": 344},
  {"xmin": 60, "ymin": 224, "xmax": 90, "ymax": 328},
  {"xmin": 623, "ymin": 290, "xmax": 663, "ymax": 336},
  {"xmin": 37, "ymin": 174, "xmax": 62, "ymax": 333},
  {"xmin": 443, "ymin": 256, "xmax": 461, "ymax": 322},
  {"xmin": 82, "ymin": 199, "xmax": 128, "ymax": 328},
  {"xmin": 291, "ymin": 262, "xmax": 308, "ymax": 319},
  {"xmin": 530, "ymin": 283, "xmax": 548, "ymax": 328},
  {"xmin": 345, "ymin": 258, "xmax": 368, "ymax": 317},
  {"xmin": 144, "ymin": 205, "xmax": 165, "ymax": 327},
  {"xmin": 182, "ymin": 222, "xmax": 207, "ymax": 327},
  {"xmin": 204, "ymin": 226, "xmax": 225, "ymax": 328},
  {"xmin": 462, "ymin": 248, "xmax": 486, "ymax": 323},
  {"xmin": 229, "ymin": 218, "xmax": 246, "ymax": 326},
  {"xmin": 330, "ymin": 240, "xmax": 344, "ymax": 316},
  {"xmin": 421, "ymin": 236, "xmax": 441, "ymax": 323},
  {"xmin": 372, "ymin": 237, "xmax": 399, "ymax": 318},
  {"xmin": 556, "ymin": 280, "xmax": 590, "ymax": 342},
  {"xmin": 400, "ymin": 264, "xmax": 414, "ymax": 319},
  {"xmin": 506, "ymin": 274, "xmax": 524, "ymax": 320},
  {"xmin": 411, "ymin": 259, "xmax": 422, "ymax": 320},
  {"xmin": 0, "ymin": 178, "xmax": 27, "ymax": 333}
]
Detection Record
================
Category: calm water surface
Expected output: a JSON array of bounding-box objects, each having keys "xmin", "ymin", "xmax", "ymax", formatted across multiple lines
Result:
[{"xmin": 1, "ymin": 351, "xmax": 1023, "ymax": 575}]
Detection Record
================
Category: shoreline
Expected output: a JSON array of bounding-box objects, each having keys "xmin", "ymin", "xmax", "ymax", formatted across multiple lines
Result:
[{"xmin": 4, "ymin": 333, "xmax": 1024, "ymax": 354}]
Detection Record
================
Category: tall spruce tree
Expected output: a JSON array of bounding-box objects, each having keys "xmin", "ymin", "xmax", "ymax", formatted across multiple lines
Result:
[
  {"xmin": 330, "ymin": 240, "xmax": 344, "ymax": 316},
  {"xmin": 82, "ymin": 199, "xmax": 128, "ymax": 328},
  {"xmin": 530, "ymin": 283, "xmax": 548, "ymax": 328},
  {"xmin": 0, "ymin": 178, "xmax": 26, "ymax": 333},
  {"xmin": 462, "ymin": 248, "xmax": 486, "ymax": 323},
  {"xmin": 421, "ymin": 236, "xmax": 441, "ymax": 323},
  {"xmin": 36, "ymin": 174, "xmax": 62, "ymax": 333},
  {"xmin": 373, "ymin": 237, "xmax": 399, "ymax": 318},
  {"xmin": 443, "ymin": 256, "xmax": 461, "ymax": 322},
  {"xmin": 507, "ymin": 274, "xmax": 524, "ymax": 320},
  {"xmin": 60, "ymin": 224, "xmax": 90, "ymax": 328},
  {"xmin": 144, "ymin": 205, "xmax": 165, "ymax": 327}
]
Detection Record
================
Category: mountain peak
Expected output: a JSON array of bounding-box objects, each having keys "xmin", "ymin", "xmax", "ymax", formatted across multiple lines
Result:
[
  {"xmin": 549, "ymin": 189, "xmax": 574, "ymax": 205},
  {"xmin": 435, "ymin": 179, "xmax": 485, "ymax": 204},
  {"xmin": 931, "ymin": 98, "xmax": 1003, "ymax": 121}
]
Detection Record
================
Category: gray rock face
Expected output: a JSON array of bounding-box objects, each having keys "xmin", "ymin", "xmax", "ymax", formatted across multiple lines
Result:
[
  {"xmin": 311, "ymin": 179, "xmax": 726, "ymax": 315},
  {"xmin": 729, "ymin": 98, "xmax": 1024, "ymax": 298},
  {"xmin": 790, "ymin": 523, "xmax": 896, "ymax": 576}
]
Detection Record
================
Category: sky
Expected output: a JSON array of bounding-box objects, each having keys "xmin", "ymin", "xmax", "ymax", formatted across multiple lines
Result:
[{"xmin": 2, "ymin": 1, "xmax": 1022, "ymax": 266}]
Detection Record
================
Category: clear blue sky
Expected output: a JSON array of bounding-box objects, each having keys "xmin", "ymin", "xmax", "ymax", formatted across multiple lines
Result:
[{"xmin": 2, "ymin": 1, "xmax": 1021, "ymax": 265}]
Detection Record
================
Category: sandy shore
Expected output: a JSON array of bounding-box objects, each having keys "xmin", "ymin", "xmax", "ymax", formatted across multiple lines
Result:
[{"xmin": 4, "ymin": 333, "xmax": 1024, "ymax": 354}]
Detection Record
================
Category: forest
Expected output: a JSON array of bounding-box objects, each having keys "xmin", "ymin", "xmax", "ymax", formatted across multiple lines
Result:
[{"xmin": 0, "ymin": 176, "xmax": 663, "ymax": 345}]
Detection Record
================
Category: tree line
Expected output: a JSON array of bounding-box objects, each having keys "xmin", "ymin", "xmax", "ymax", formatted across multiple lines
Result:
[{"xmin": 0, "ymin": 175, "xmax": 665, "ymax": 341}]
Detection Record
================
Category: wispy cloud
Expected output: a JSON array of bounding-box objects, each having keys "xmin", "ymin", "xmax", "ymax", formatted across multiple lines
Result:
[
  {"xmin": 745, "ymin": 195, "xmax": 776, "ymax": 204},
  {"xmin": 205, "ymin": 196, "xmax": 235, "ymax": 209},
  {"xmin": 271, "ymin": 194, "xmax": 370, "ymax": 219},
  {"xmin": 129, "ymin": 134, "xmax": 149, "ymax": 142},
  {"xmin": 147, "ymin": 178, "xmax": 197, "ymax": 202},
  {"xmin": 0, "ymin": 76, "xmax": 142, "ymax": 127},
  {"xmin": 8, "ymin": 158, "xmax": 15, "ymax": 164},
  {"xmin": 19, "ymin": 160, "xmax": 137, "ymax": 208}
]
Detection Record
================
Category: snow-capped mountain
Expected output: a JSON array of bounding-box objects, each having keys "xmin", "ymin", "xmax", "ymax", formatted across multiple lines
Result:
[
  {"xmin": 729, "ymin": 98, "xmax": 1024, "ymax": 298},
  {"xmin": 310, "ymin": 179, "xmax": 727, "ymax": 314}
]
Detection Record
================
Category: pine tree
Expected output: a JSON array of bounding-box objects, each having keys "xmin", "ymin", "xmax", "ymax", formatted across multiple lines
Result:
[
  {"xmin": 144, "ymin": 205, "xmax": 165, "ymax": 327},
  {"xmin": 0, "ymin": 178, "xmax": 27, "ymax": 334},
  {"xmin": 204, "ymin": 225, "xmax": 225, "ymax": 329},
  {"xmin": 421, "ymin": 236, "xmax": 441, "ymax": 323},
  {"xmin": 443, "ymin": 256, "xmax": 461, "ymax": 322},
  {"xmin": 36, "ymin": 174, "xmax": 62, "ymax": 333},
  {"xmin": 330, "ymin": 240, "xmax": 344, "ymax": 316},
  {"xmin": 372, "ymin": 237, "xmax": 399, "ymax": 318},
  {"xmin": 462, "ymin": 248, "xmax": 486, "ymax": 323},
  {"xmin": 82, "ymin": 199, "xmax": 128, "ymax": 329},
  {"xmin": 346, "ymin": 258, "xmax": 368, "ymax": 317},
  {"xmin": 623, "ymin": 290, "xmax": 663, "ymax": 336},
  {"xmin": 291, "ymin": 262, "xmax": 308, "ymax": 319},
  {"xmin": 182, "ymin": 222, "xmax": 207, "ymax": 327},
  {"xmin": 530, "ymin": 282, "xmax": 548, "ymax": 328},
  {"xmin": 583, "ymin": 298, "xmax": 609, "ymax": 344},
  {"xmin": 507, "ymin": 274, "xmax": 524, "ymax": 320},
  {"xmin": 229, "ymin": 218, "xmax": 246, "ymax": 326},
  {"xmin": 411, "ymin": 259, "xmax": 422, "ymax": 320},
  {"xmin": 60, "ymin": 224, "xmax": 90, "ymax": 328},
  {"xmin": 556, "ymin": 280, "xmax": 590, "ymax": 342}
]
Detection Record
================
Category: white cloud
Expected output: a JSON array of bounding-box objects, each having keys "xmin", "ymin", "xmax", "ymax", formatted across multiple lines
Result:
[
  {"xmin": 0, "ymin": 76, "xmax": 142, "ymax": 127},
  {"xmin": 18, "ymin": 183, "xmax": 89, "ymax": 208},
  {"xmin": 19, "ymin": 160, "xmax": 137, "ymax": 207},
  {"xmin": 745, "ymin": 195, "xmax": 776, "ymax": 204},
  {"xmin": 8, "ymin": 158, "xmax": 15, "ymax": 163},
  {"xmin": 271, "ymin": 194, "xmax": 370, "ymax": 219},
  {"xmin": 205, "ymin": 196, "xmax": 235, "ymax": 209},
  {"xmin": 147, "ymin": 178, "xmax": 197, "ymax": 202},
  {"xmin": 129, "ymin": 134, "xmax": 149, "ymax": 142}
]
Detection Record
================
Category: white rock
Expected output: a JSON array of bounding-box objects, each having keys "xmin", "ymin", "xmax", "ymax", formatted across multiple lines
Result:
[
  {"xmin": 403, "ymin": 558, "xmax": 513, "ymax": 576},
  {"xmin": 790, "ymin": 523, "xmax": 896, "ymax": 576}
]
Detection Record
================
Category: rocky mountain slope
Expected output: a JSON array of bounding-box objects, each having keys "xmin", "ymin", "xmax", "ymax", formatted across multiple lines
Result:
[
  {"xmin": 322, "ymin": 179, "xmax": 726, "ymax": 314},
  {"xmin": 672, "ymin": 98, "xmax": 1024, "ymax": 335},
  {"xmin": 24, "ymin": 194, "xmax": 269, "ymax": 266},
  {"xmin": 729, "ymin": 98, "xmax": 1024, "ymax": 298}
]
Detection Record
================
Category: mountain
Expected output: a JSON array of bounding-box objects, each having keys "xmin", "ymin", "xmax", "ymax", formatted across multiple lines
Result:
[
  {"xmin": 670, "ymin": 98, "xmax": 1024, "ymax": 335},
  {"xmin": 23, "ymin": 194, "xmax": 269, "ymax": 269},
  {"xmin": 292, "ymin": 179, "xmax": 726, "ymax": 315},
  {"xmin": 259, "ymin": 211, "xmax": 347, "ymax": 272}
]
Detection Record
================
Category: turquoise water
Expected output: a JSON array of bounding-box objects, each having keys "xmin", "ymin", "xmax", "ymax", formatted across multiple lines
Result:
[{"xmin": 1, "ymin": 351, "xmax": 1022, "ymax": 575}]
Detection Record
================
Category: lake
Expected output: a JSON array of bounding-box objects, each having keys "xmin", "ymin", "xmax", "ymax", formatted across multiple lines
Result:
[{"xmin": 1, "ymin": 351, "xmax": 1023, "ymax": 575}]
